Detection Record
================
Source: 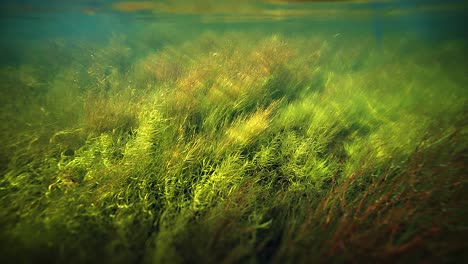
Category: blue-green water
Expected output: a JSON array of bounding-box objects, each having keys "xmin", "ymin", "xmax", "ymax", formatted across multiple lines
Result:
[
  {"xmin": 1, "ymin": 0, "xmax": 467, "ymax": 66},
  {"xmin": 2, "ymin": 0, "xmax": 467, "ymax": 49}
]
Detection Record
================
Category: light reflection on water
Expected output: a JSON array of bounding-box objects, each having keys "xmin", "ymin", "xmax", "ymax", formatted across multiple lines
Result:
[
  {"xmin": 1, "ymin": 0, "xmax": 466, "ymax": 21},
  {"xmin": 0, "ymin": 0, "xmax": 466, "ymax": 62}
]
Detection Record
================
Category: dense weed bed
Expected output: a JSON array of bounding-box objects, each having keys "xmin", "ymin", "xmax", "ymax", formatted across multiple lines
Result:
[{"xmin": 0, "ymin": 31, "xmax": 466, "ymax": 263}]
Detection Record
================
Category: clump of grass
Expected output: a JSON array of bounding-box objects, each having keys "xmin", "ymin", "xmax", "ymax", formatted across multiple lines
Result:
[
  {"xmin": 0, "ymin": 30, "xmax": 467, "ymax": 264},
  {"xmin": 82, "ymin": 91, "xmax": 139, "ymax": 135},
  {"xmin": 275, "ymin": 118, "xmax": 467, "ymax": 263},
  {"xmin": 225, "ymin": 102, "xmax": 278, "ymax": 148}
]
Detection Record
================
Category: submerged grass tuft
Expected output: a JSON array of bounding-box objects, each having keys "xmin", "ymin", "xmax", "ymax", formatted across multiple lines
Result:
[{"xmin": 0, "ymin": 31, "xmax": 467, "ymax": 263}]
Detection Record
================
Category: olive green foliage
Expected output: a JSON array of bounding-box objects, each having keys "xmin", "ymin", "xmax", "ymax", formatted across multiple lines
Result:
[{"xmin": 0, "ymin": 31, "xmax": 467, "ymax": 263}]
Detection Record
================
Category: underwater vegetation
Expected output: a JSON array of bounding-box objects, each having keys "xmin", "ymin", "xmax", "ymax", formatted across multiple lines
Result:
[{"xmin": 0, "ymin": 31, "xmax": 467, "ymax": 263}]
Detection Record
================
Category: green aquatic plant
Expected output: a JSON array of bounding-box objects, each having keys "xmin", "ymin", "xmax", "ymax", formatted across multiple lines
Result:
[{"xmin": 0, "ymin": 31, "xmax": 466, "ymax": 263}]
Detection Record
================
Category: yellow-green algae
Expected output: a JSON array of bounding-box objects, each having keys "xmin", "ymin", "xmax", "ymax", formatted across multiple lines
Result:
[{"xmin": 0, "ymin": 32, "xmax": 467, "ymax": 263}]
